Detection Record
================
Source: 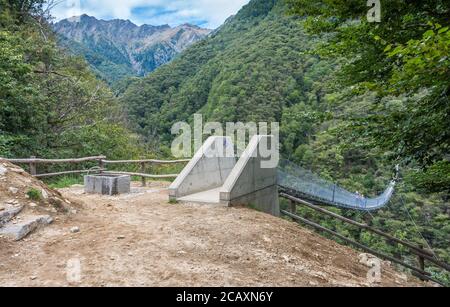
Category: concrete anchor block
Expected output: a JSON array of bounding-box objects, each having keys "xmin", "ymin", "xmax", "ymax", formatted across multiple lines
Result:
[{"xmin": 84, "ymin": 175, "xmax": 131, "ymax": 195}]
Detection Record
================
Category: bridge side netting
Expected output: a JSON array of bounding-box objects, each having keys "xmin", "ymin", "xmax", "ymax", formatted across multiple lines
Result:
[{"xmin": 277, "ymin": 159, "xmax": 395, "ymax": 211}]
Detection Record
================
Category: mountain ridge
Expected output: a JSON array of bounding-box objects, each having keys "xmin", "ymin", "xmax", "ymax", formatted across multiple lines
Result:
[
  {"xmin": 53, "ymin": 14, "xmax": 211, "ymax": 83},
  {"xmin": 119, "ymin": 0, "xmax": 321, "ymax": 141}
]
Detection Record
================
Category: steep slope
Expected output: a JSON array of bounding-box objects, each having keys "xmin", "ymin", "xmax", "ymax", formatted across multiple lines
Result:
[
  {"xmin": 53, "ymin": 15, "xmax": 211, "ymax": 83},
  {"xmin": 0, "ymin": 160, "xmax": 76, "ymax": 241},
  {"xmin": 0, "ymin": 181, "xmax": 424, "ymax": 286},
  {"xmin": 120, "ymin": 0, "xmax": 333, "ymax": 143}
]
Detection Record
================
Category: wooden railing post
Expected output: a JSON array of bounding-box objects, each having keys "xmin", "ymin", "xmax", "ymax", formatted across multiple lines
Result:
[
  {"xmin": 418, "ymin": 244, "xmax": 426, "ymax": 280},
  {"xmin": 290, "ymin": 200, "xmax": 296, "ymax": 221},
  {"xmin": 290, "ymin": 200, "xmax": 296, "ymax": 214},
  {"xmin": 98, "ymin": 158, "xmax": 104, "ymax": 174},
  {"xmin": 140, "ymin": 162, "xmax": 146, "ymax": 187},
  {"xmin": 29, "ymin": 156, "xmax": 37, "ymax": 176}
]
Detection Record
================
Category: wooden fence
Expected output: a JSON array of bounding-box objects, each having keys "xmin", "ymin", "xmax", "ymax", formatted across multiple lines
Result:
[
  {"xmin": 5, "ymin": 155, "xmax": 190, "ymax": 186},
  {"xmin": 279, "ymin": 192, "xmax": 450, "ymax": 286}
]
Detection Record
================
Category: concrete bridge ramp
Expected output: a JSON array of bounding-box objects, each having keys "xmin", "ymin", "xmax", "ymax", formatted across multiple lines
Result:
[{"xmin": 169, "ymin": 135, "xmax": 279, "ymax": 216}]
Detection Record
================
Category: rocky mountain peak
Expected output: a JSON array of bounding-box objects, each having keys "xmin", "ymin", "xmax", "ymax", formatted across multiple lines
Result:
[{"xmin": 53, "ymin": 15, "xmax": 211, "ymax": 83}]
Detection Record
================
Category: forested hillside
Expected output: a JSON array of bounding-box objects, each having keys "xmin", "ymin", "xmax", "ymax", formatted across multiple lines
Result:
[
  {"xmin": 0, "ymin": 0, "xmax": 142, "ymax": 161},
  {"xmin": 121, "ymin": 0, "xmax": 449, "ymax": 283},
  {"xmin": 121, "ymin": 0, "xmax": 332, "ymax": 144}
]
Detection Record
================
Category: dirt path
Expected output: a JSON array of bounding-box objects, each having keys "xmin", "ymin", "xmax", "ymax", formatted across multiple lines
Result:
[{"xmin": 0, "ymin": 182, "xmax": 424, "ymax": 287}]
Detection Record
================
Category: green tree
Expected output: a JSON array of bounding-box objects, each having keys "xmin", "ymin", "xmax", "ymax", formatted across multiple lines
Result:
[{"xmin": 286, "ymin": 0, "xmax": 450, "ymax": 194}]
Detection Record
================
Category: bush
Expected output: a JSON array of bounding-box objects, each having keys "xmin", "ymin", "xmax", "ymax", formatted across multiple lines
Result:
[{"xmin": 27, "ymin": 188, "xmax": 42, "ymax": 201}]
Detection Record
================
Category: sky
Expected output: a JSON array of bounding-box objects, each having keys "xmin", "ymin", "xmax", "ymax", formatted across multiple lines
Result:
[{"xmin": 50, "ymin": 0, "xmax": 251, "ymax": 29}]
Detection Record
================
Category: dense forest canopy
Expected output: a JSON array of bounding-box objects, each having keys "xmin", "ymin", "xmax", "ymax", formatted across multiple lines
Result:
[
  {"xmin": 0, "ymin": 0, "xmax": 142, "ymax": 160},
  {"xmin": 287, "ymin": 0, "xmax": 450, "ymax": 194}
]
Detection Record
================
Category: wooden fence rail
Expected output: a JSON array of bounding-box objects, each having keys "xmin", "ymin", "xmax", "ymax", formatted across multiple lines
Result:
[
  {"xmin": 4, "ymin": 155, "xmax": 190, "ymax": 185},
  {"xmin": 103, "ymin": 159, "xmax": 190, "ymax": 164},
  {"xmin": 6, "ymin": 156, "xmax": 106, "ymax": 164},
  {"xmin": 279, "ymin": 192, "xmax": 450, "ymax": 285}
]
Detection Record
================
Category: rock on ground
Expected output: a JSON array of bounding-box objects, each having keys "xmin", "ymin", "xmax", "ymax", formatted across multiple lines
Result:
[
  {"xmin": 0, "ymin": 215, "xmax": 53, "ymax": 241},
  {"xmin": 0, "ymin": 205, "xmax": 24, "ymax": 227},
  {"xmin": 0, "ymin": 166, "xmax": 7, "ymax": 176}
]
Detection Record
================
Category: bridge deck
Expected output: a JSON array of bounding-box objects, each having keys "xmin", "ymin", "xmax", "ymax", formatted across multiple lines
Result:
[{"xmin": 177, "ymin": 187, "xmax": 223, "ymax": 205}]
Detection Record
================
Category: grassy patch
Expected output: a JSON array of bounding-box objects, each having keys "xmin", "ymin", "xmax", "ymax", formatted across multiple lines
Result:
[
  {"xmin": 247, "ymin": 203, "xmax": 262, "ymax": 212},
  {"xmin": 27, "ymin": 188, "xmax": 42, "ymax": 201},
  {"xmin": 46, "ymin": 176, "xmax": 83, "ymax": 189}
]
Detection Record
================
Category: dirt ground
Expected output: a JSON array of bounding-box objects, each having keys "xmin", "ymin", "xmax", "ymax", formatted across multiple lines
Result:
[{"xmin": 0, "ymin": 181, "xmax": 426, "ymax": 287}]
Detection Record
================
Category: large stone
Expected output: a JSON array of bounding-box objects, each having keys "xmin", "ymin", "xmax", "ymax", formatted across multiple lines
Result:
[
  {"xmin": 358, "ymin": 253, "xmax": 381, "ymax": 267},
  {"xmin": 70, "ymin": 226, "xmax": 80, "ymax": 233},
  {"xmin": 0, "ymin": 215, "xmax": 53, "ymax": 241},
  {"xmin": 84, "ymin": 174, "xmax": 131, "ymax": 195},
  {"xmin": 41, "ymin": 189, "xmax": 49, "ymax": 199},
  {"xmin": 0, "ymin": 205, "xmax": 24, "ymax": 227},
  {"xmin": 8, "ymin": 187, "xmax": 19, "ymax": 194},
  {"xmin": 0, "ymin": 166, "xmax": 7, "ymax": 176},
  {"xmin": 9, "ymin": 167, "xmax": 25, "ymax": 173}
]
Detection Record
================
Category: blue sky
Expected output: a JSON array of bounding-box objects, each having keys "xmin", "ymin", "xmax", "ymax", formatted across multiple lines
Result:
[{"xmin": 50, "ymin": 0, "xmax": 250, "ymax": 29}]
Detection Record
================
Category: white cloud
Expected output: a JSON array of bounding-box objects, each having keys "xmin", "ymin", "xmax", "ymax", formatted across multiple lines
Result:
[{"xmin": 50, "ymin": 0, "xmax": 250, "ymax": 28}]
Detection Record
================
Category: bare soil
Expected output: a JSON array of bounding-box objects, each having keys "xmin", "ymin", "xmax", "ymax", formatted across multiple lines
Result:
[
  {"xmin": 0, "ymin": 159, "xmax": 73, "ymax": 215},
  {"xmin": 0, "ymin": 181, "xmax": 425, "ymax": 287}
]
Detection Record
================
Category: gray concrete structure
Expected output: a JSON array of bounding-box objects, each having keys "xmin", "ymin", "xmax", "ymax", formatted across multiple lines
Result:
[
  {"xmin": 84, "ymin": 174, "xmax": 131, "ymax": 195},
  {"xmin": 170, "ymin": 135, "xmax": 279, "ymax": 216},
  {"xmin": 169, "ymin": 136, "xmax": 236, "ymax": 202},
  {"xmin": 220, "ymin": 135, "xmax": 279, "ymax": 216}
]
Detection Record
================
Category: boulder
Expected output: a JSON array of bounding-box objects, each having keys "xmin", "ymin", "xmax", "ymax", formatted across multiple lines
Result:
[
  {"xmin": 0, "ymin": 166, "xmax": 7, "ymax": 176},
  {"xmin": 0, "ymin": 205, "xmax": 24, "ymax": 227},
  {"xmin": 0, "ymin": 215, "xmax": 53, "ymax": 241},
  {"xmin": 8, "ymin": 187, "xmax": 19, "ymax": 194}
]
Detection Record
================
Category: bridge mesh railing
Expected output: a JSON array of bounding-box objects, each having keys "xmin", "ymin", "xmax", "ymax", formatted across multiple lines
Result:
[{"xmin": 277, "ymin": 159, "xmax": 395, "ymax": 211}]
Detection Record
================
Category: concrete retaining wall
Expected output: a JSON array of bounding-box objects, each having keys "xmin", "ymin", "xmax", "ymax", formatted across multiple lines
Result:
[
  {"xmin": 169, "ymin": 136, "xmax": 236, "ymax": 201},
  {"xmin": 220, "ymin": 135, "xmax": 279, "ymax": 216}
]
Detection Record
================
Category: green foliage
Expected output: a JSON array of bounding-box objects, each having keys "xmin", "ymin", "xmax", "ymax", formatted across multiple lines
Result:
[
  {"xmin": 47, "ymin": 176, "xmax": 83, "ymax": 189},
  {"xmin": 57, "ymin": 35, "xmax": 136, "ymax": 84},
  {"xmin": 122, "ymin": 0, "xmax": 332, "ymax": 145},
  {"xmin": 287, "ymin": 0, "xmax": 450, "ymax": 194},
  {"xmin": 405, "ymin": 161, "xmax": 450, "ymax": 194},
  {"xmin": 286, "ymin": 0, "xmax": 450, "ymax": 283},
  {"xmin": 0, "ymin": 2, "xmax": 143, "ymax": 163},
  {"xmin": 27, "ymin": 188, "xmax": 42, "ymax": 201}
]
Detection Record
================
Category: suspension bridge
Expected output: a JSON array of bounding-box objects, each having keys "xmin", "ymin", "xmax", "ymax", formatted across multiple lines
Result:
[
  {"xmin": 169, "ymin": 135, "xmax": 397, "ymax": 213},
  {"xmin": 277, "ymin": 159, "xmax": 397, "ymax": 211}
]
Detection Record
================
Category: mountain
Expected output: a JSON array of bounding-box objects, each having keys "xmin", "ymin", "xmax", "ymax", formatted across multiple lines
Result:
[
  {"xmin": 53, "ymin": 15, "xmax": 211, "ymax": 83},
  {"xmin": 120, "ymin": 0, "xmax": 331, "ymax": 142}
]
